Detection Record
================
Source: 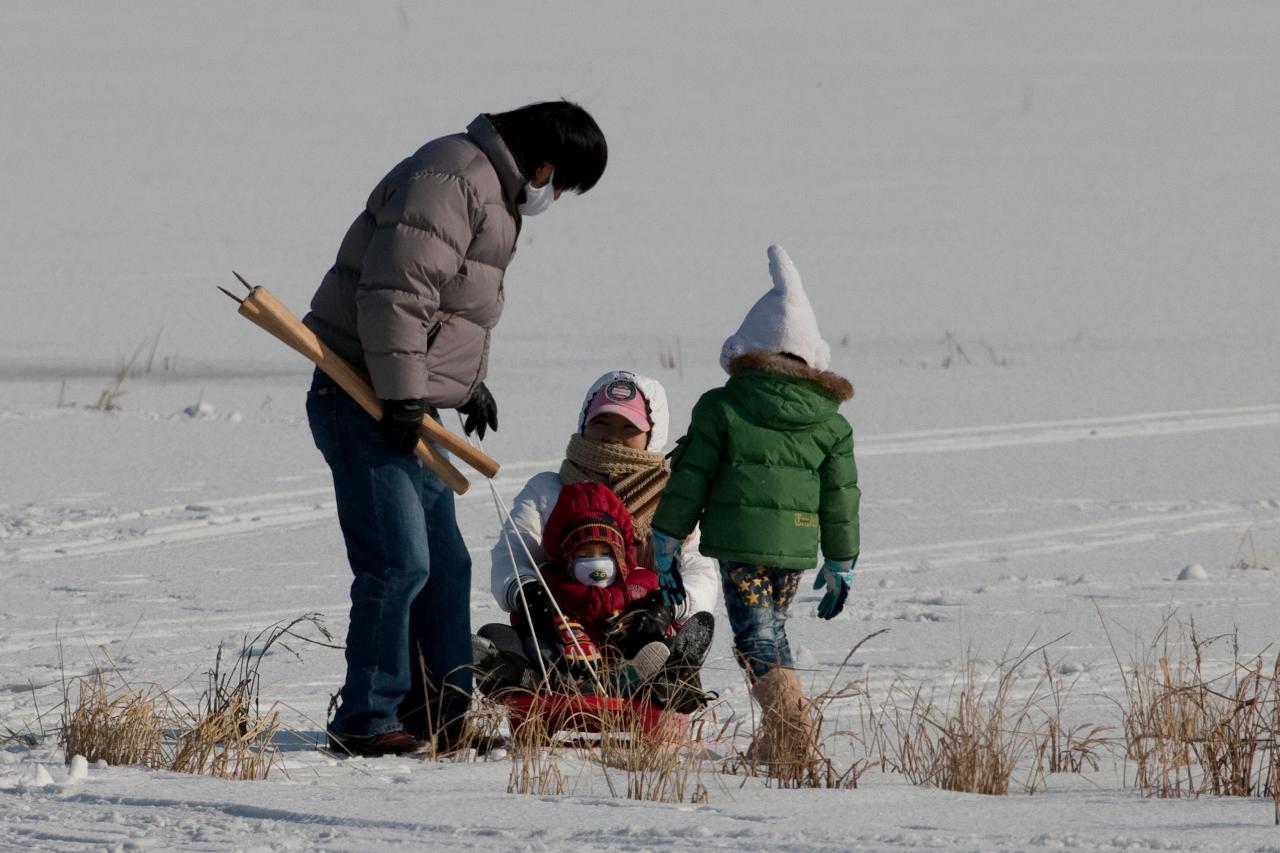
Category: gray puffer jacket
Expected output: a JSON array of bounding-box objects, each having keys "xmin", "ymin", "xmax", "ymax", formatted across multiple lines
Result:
[{"xmin": 304, "ymin": 115, "xmax": 523, "ymax": 406}]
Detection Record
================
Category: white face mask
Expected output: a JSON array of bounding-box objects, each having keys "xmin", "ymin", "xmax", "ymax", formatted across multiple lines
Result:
[
  {"xmin": 572, "ymin": 556, "xmax": 617, "ymax": 588},
  {"xmin": 518, "ymin": 171, "xmax": 556, "ymax": 216}
]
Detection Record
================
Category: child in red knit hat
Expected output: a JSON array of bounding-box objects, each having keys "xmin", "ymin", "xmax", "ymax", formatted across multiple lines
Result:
[{"xmin": 514, "ymin": 481, "xmax": 672, "ymax": 690}]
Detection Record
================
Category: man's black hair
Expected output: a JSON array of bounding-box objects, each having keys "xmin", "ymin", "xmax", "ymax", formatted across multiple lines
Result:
[{"xmin": 488, "ymin": 100, "xmax": 607, "ymax": 194}]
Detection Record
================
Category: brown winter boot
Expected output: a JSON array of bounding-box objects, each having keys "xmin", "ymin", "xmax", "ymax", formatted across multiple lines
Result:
[{"xmin": 748, "ymin": 667, "xmax": 819, "ymax": 780}]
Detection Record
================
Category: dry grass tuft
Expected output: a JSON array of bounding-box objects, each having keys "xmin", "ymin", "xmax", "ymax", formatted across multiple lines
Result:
[
  {"xmin": 60, "ymin": 615, "xmax": 334, "ymax": 780},
  {"xmin": 864, "ymin": 637, "xmax": 1093, "ymax": 795},
  {"xmin": 1105, "ymin": 615, "xmax": 1280, "ymax": 802},
  {"xmin": 91, "ymin": 343, "xmax": 145, "ymax": 412},
  {"xmin": 62, "ymin": 667, "xmax": 170, "ymax": 768},
  {"xmin": 593, "ymin": 683, "xmax": 715, "ymax": 803},
  {"xmin": 505, "ymin": 690, "xmax": 569, "ymax": 796},
  {"xmin": 883, "ymin": 666, "xmax": 1034, "ymax": 794},
  {"xmin": 170, "ymin": 692, "xmax": 279, "ymax": 781}
]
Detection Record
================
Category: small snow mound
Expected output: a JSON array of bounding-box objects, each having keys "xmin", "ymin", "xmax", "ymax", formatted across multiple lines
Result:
[
  {"xmin": 20, "ymin": 763, "xmax": 54, "ymax": 788},
  {"xmin": 226, "ymin": 410, "xmax": 243, "ymax": 423},
  {"xmin": 183, "ymin": 400, "xmax": 216, "ymax": 419},
  {"xmin": 68, "ymin": 754, "xmax": 89, "ymax": 781},
  {"xmin": 1177, "ymin": 563, "xmax": 1208, "ymax": 581}
]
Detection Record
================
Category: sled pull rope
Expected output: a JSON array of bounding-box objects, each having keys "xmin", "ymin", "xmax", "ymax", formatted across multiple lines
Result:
[{"xmin": 461, "ymin": 416, "xmax": 606, "ymax": 695}]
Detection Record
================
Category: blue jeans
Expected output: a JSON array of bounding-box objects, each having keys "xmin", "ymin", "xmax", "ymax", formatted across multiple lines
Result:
[
  {"xmin": 719, "ymin": 562, "xmax": 803, "ymax": 682},
  {"xmin": 307, "ymin": 371, "xmax": 473, "ymax": 741}
]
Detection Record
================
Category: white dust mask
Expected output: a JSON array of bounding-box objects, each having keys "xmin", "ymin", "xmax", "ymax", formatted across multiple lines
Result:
[
  {"xmin": 518, "ymin": 171, "xmax": 556, "ymax": 216},
  {"xmin": 572, "ymin": 556, "xmax": 617, "ymax": 588}
]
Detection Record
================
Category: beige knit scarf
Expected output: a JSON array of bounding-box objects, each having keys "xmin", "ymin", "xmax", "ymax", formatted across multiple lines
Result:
[{"xmin": 559, "ymin": 434, "xmax": 671, "ymax": 541}]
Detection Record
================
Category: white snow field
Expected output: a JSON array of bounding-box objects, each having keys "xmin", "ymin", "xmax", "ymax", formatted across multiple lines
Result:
[{"xmin": 4, "ymin": 1, "xmax": 1280, "ymax": 849}]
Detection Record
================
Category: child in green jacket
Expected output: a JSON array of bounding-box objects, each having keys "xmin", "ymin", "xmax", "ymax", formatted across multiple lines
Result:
[{"xmin": 650, "ymin": 244, "xmax": 860, "ymax": 766}]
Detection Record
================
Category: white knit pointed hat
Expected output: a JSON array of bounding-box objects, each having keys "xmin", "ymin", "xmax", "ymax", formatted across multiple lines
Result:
[{"xmin": 720, "ymin": 244, "xmax": 831, "ymax": 373}]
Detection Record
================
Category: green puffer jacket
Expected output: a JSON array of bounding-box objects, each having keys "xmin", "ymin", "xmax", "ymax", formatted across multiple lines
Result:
[{"xmin": 652, "ymin": 352, "xmax": 860, "ymax": 570}]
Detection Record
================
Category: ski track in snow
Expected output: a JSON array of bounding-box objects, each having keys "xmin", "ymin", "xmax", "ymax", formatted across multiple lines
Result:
[
  {"xmin": 862, "ymin": 504, "xmax": 1267, "ymax": 573},
  {"xmin": 855, "ymin": 402, "xmax": 1280, "ymax": 457},
  {"xmin": 0, "ymin": 469, "xmax": 553, "ymax": 564},
  {"xmin": 4, "ymin": 403, "xmax": 1277, "ymax": 566}
]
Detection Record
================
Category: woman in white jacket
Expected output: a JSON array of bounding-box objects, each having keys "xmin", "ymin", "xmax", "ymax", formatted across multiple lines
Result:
[{"xmin": 490, "ymin": 370, "xmax": 719, "ymax": 624}]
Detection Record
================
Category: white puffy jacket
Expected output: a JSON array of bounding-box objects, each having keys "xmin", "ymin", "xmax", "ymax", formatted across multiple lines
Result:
[{"xmin": 489, "ymin": 371, "xmax": 720, "ymax": 621}]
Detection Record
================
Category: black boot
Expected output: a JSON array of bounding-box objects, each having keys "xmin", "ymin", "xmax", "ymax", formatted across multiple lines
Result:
[{"xmin": 655, "ymin": 612, "xmax": 717, "ymax": 713}]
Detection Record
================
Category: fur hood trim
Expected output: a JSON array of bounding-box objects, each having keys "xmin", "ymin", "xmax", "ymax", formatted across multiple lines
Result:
[{"xmin": 728, "ymin": 351, "xmax": 854, "ymax": 402}]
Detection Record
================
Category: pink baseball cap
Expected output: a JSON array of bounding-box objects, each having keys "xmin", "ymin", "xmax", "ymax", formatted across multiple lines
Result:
[{"xmin": 583, "ymin": 377, "xmax": 652, "ymax": 433}]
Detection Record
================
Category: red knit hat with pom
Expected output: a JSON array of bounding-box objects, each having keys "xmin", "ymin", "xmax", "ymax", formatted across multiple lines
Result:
[{"xmin": 542, "ymin": 482, "xmax": 636, "ymax": 581}]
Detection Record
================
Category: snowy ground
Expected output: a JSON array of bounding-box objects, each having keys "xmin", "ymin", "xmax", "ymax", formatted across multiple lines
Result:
[{"xmin": 4, "ymin": 1, "xmax": 1280, "ymax": 850}]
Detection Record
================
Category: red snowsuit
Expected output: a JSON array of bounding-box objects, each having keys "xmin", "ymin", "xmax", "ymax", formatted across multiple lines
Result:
[{"xmin": 532, "ymin": 482, "xmax": 660, "ymax": 645}]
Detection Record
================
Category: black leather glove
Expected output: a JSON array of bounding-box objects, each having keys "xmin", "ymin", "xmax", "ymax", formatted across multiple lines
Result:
[
  {"xmin": 377, "ymin": 398, "xmax": 428, "ymax": 454},
  {"xmin": 515, "ymin": 580, "xmax": 558, "ymax": 639},
  {"xmin": 458, "ymin": 382, "xmax": 498, "ymax": 440}
]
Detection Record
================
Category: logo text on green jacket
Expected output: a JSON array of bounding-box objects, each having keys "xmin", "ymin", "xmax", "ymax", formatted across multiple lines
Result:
[{"xmin": 793, "ymin": 513, "xmax": 819, "ymax": 529}]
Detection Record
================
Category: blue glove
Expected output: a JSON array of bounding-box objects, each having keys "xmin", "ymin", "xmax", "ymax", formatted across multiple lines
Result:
[
  {"xmin": 651, "ymin": 530, "xmax": 686, "ymax": 608},
  {"xmin": 813, "ymin": 557, "xmax": 855, "ymax": 620}
]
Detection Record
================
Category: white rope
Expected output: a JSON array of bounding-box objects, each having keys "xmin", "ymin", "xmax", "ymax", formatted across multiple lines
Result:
[
  {"xmin": 456, "ymin": 415, "xmax": 607, "ymax": 695},
  {"xmin": 496, "ymin": 508, "xmax": 551, "ymax": 685}
]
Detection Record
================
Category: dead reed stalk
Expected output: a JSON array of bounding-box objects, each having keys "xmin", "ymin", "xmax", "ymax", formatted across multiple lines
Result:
[{"xmin": 1037, "ymin": 652, "xmax": 1111, "ymax": 775}]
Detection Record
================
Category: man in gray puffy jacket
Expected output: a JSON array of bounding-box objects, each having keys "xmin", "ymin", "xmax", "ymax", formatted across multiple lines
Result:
[{"xmin": 304, "ymin": 101, "xmax": 607, "ymax": 756}]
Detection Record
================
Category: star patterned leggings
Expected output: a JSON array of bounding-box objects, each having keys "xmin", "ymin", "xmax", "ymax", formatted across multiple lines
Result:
[{"xmin": 719, "ymin": 562, "xmax": 802, "ymax": 682}]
